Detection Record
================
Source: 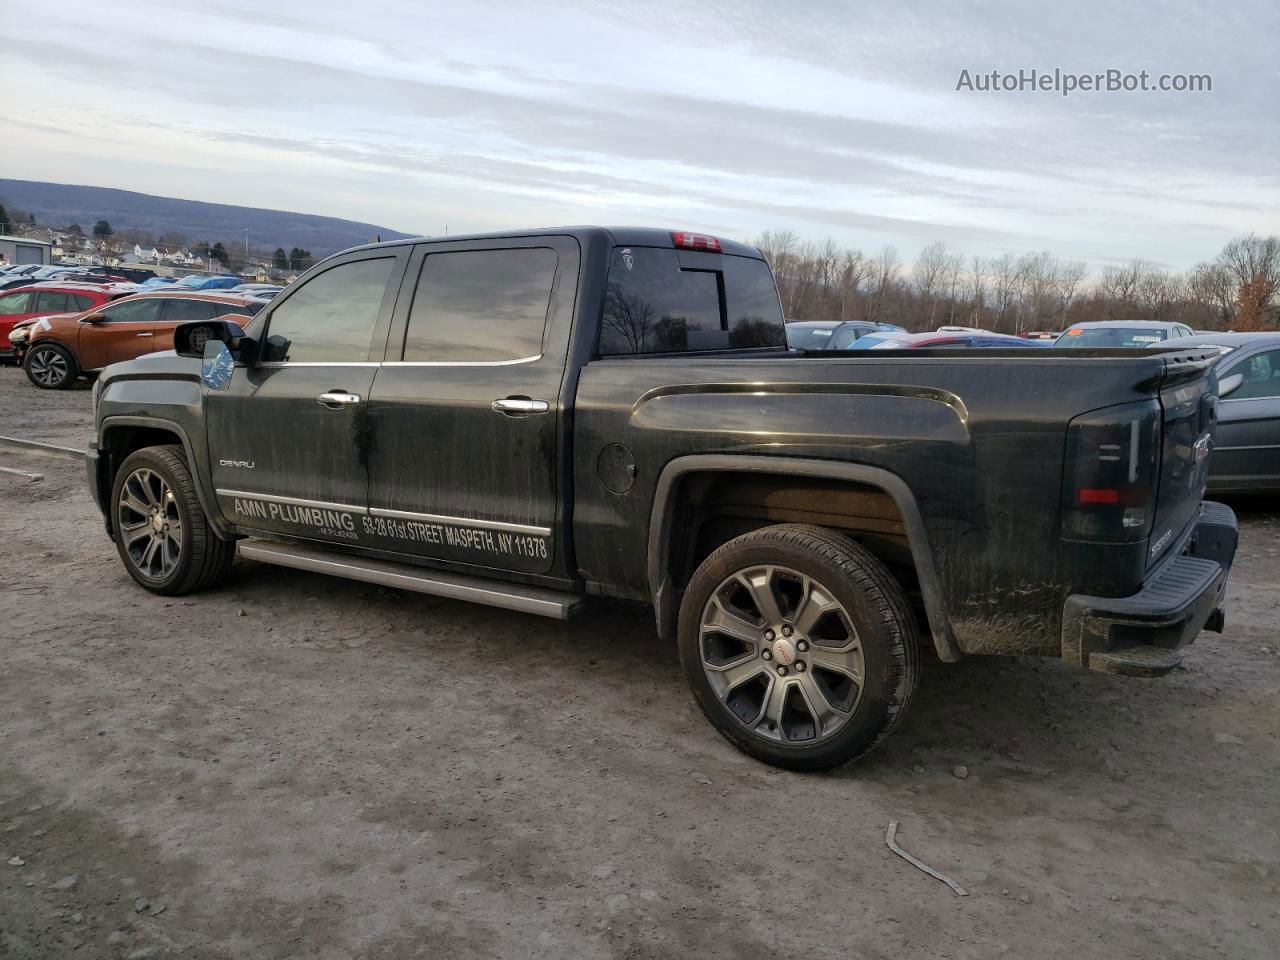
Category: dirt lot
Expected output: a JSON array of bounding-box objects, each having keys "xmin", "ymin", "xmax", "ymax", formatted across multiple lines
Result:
[{"xmin": 1, "ymin": 364, "xmax": 1277, "ymax": 959}]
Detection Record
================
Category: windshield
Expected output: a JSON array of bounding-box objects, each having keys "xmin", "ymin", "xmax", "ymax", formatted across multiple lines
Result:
[
  {"xmin": 785, "ymin": 325, "xmax": 836, "ymax": 350},
  {"xmin": 1057, "ymin": 327, "xmax": 1168, "ymax": 348}
]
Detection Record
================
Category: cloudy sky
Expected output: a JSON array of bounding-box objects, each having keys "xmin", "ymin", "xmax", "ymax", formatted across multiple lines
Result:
[{"xmin": 2, "ymin": 0, "xmax": 1276, "ymax": 268}]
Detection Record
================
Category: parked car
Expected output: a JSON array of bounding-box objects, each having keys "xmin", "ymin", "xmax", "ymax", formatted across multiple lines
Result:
[
  {"xmin": 1152, "ymin": 333, "xmax": 1280, "ymax": 494},
  {"xmin": 22, "ymin": 291, "xmax": 265, "ymax": 389},
  {"xmin": 229, "ymin": 283, "xmax": 284, "ymax": 300},
  {"xmin": 0, "ymin": 283, "xmax": 133, "ymax": 363},
  {"xmin": 85, "ymin": 227, "xmax": 1235, "ymax": 771},
  {"xmin": 1054, "ymin": 320, "xmax": 1195, "ymax": 348},
  {"xmin": 784, "ymin": 320, "xmax": 904, "ymax": 350},
  {"xmin": 172, "ymin": 275, "xmax": 243, "ymax": 291},
  {"xmin": 848, "ymin": 331, "xmax": 1046, "ymax": 349},
  {"xmin": 7, "ymin": 282, "xmax": 141, "ymax": 363}
]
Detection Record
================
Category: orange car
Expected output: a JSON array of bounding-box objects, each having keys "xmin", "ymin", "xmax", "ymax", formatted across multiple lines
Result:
[{"xmin": 23, "ymin": 290, "xmax": 264, "ymax": 389}]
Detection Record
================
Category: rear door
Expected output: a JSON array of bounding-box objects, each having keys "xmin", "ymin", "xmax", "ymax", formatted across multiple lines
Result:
[
  {"xmin": 205, "ymin": 250, "xmax": 406, "ymax": 544},
  {"xmin": 155, "ymin": 297, "xmax": 220, "ymax": 352},
  {"xmin": 363, "ymin": 237, "xmax": 578, "ymax": 575},
  {"xmin": 1215, "ymin": 347, "xmax": 1280, "ymax": 491}
]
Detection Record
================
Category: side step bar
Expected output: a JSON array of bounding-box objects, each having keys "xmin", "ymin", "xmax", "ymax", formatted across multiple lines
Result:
[{"xmin": 238, "ymin": 540, "xmax": 585, "ymax": 620}]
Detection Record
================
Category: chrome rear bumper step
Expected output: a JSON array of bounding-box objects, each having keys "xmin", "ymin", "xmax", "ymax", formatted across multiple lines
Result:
[{"xmin": 238, "ymin": 540, "xmax": 584, "ymax": 620}]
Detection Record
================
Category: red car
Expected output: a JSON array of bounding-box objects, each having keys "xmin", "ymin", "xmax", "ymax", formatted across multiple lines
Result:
[{"xmin": 0, "ymin": 282, "xmax": 135, "ymax": 363}]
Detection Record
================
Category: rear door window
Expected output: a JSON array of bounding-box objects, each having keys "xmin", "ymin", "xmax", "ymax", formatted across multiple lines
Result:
[
  {"xmin": 162, "ymin": 299, "xmax": 218, "ymax": 325},
  {"xmin": 71, "ymin": 294, "xmax": 96, "ymax": 311},
  {"xmin": 599, "ymin": 247, "xmax": 784, "ymax": 355},
  {"xmin": 35, "ymin": 293, "xmax": 71, "ymax": 312},
  {"xmin": 402, "ymin": 248, "xmax": 558, "ymax": 362}
]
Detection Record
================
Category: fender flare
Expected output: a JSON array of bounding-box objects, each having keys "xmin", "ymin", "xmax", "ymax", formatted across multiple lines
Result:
[
  {"xmin": 646, "ymin": 454, "xmax": 961, "ymax": 662},
  {"xmin": 98, "ymin": 415, "xmax": 229, "ymax": 538}
]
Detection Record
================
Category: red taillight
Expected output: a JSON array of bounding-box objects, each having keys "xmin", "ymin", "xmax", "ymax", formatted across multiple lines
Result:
[
  {"xmin": 1078, "ymin": 488, "xmax": 1121, "ymax": 504},
  {"xmin": 672, "ymin": 231, "xmax": 721, "ymax": 252},
  {"xmin": 1062, "ymin": 400, "xmax": 1161, "ymax": 542}
]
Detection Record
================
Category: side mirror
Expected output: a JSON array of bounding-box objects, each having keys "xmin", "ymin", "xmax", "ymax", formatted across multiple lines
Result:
[
  {"xmin": 174, "ymin": 318, "xmax": 255, "ymax": 362},
  {"xmin": 1218, "ymin": 372, "xmax": 1244, "ymax": 398},
  {"xmin": 81, "ymin": 313, "xmax": 106, "ymax": 324}
]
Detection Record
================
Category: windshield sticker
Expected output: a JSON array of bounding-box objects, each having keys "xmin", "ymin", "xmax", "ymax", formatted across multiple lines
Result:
[
  {"xmin": 621, "ymin": 249, "xmax": 634, "ymax": 271},
  {"xmin": 1132, "ymin": 335, "xmax": 1162, "ymax": 342}
]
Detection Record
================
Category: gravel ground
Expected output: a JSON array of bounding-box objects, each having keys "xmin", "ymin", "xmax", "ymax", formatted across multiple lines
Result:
[{"xmin": 1, "ymin": 365, "xmax": 1278, "ymax": 959}]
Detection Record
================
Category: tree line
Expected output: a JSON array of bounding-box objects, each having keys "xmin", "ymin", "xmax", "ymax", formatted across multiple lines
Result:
[{"xmin": 756, "ymin": 231, "xmax": 1280, "ymax": 333}]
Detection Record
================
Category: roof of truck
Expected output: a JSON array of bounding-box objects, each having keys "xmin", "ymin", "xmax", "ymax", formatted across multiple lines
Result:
[{"xmin": 342, "ymin": 226, "xmax": 764, "ymax": 259}]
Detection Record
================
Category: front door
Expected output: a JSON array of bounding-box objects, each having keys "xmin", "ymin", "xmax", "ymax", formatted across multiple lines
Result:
[
  {"xmin": 78, "ymin": 297, "xmax": 164, "ymax": 368},
  {"xmin": 205, "ymin": 251, "xmax": 406, "ymax": 544},
  {"xmin": 363, "ymin": 238, "xmax": 577, "ymax": 575},
  {"xmin": 1215, "ymin": 347, "xmax": 1280, "ymax": 491}
]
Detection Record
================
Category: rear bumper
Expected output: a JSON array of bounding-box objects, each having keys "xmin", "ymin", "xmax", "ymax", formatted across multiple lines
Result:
[{"xmin": 1061, "ymin": 501, "xmax": 1237, "ymax": 676}]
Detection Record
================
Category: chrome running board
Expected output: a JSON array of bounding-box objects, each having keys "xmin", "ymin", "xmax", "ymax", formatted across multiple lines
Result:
[{"xmin": 238, "ymin": 540, "xmax": 584, "ymax": 620}]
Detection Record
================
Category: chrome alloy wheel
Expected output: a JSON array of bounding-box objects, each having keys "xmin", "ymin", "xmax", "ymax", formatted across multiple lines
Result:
[
  {"xmin": 27, "ymin": 346, "xmax": 69, "ymax": 387},
  {"xmin": 699, "ymin": 565, "xmax": 865, "ymax": 744},
  {"xmin": 116, "ymin": 467, "xmax": 183, "ymax": 581}
]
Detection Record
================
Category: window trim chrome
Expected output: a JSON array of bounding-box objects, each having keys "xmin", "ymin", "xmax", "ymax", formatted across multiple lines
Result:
[
  {"xmin": 383, "ymin": 354, "xmax": 542, "ymax": 367},
  {"xmin": 255, "ymin": 361, "xmax": 382, "ymax": 368}
]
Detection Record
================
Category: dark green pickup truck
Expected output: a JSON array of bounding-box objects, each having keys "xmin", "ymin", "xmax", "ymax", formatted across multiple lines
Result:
[{"xmin": 87, "ymin": 227, "xmax": 1238, "ymax": 769}]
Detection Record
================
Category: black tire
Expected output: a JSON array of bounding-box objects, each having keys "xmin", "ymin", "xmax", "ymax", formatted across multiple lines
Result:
[
  {"xmin": 678, "ymin": 523, "xmax": 920, "ymax": 771},
  {"xmin": 110, "ymin": 445, "xmax": 236, "ymax": 596},
  {"xmin": 24, "ymin": 342, "xmax": 78, "ymax": 390}
]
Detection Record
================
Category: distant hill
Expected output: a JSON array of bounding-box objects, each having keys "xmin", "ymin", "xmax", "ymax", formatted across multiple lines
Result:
[{"xmin": 0, "ymin": 179, "xmax": 415, "ymax": 256}]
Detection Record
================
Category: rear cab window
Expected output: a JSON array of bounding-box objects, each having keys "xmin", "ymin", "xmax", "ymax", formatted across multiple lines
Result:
[{"xmin": 599, "ymin": 247, "xmax": 784, "ymax": 356}]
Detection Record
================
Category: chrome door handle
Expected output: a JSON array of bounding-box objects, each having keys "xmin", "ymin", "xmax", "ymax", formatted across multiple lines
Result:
[
  {"xmin": 136, "ymin": 332, "xmax": 154, "ymax": 337},
  {"xmin": 492, "ymin": 398, "xmax": 550, "ymax": 415},
  {"xmin": 317, "ymin": 391, "xmax": 362, "ymax": 407}
]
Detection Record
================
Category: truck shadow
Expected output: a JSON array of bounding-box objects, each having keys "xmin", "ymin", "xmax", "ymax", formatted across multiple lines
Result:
[{"xmin": 220, "ymin": 558, "xmax": 1227, "ymax": 787}]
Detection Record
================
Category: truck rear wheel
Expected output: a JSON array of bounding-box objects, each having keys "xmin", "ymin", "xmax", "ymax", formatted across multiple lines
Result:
[
  {"xmin": 678, "ymin": 523, "xmax": 920, "ymax": 771},
  {"xmin": 110, "ymin": 445, "xmax": 235, "ymax": 596}
]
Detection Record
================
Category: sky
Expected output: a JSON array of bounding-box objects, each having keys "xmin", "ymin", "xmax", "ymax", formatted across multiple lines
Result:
[{"xmin": 1, "ymin": 0, "xmax": 1277, "ymax": 270}]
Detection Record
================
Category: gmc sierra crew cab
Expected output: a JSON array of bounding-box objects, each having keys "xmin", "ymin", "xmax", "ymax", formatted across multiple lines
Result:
[{"xmin": 86, "ymin": 227, "xmax": 1238, "ymax": 770}]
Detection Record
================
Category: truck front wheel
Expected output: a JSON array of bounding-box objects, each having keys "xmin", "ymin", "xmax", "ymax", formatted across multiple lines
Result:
[
  {"xmin": 678, "ymin": 524, "xmax": 920, "ymax": 771},
  {"xmin": 110, "ymin": 445, "xmax": 236, "ymax": 596}
]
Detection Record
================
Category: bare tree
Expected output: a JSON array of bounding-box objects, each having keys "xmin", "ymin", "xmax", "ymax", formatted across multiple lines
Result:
[
  {"xmin": 865, "ymin": 246, "xmax": 900, "ymax": 324},
  {"xmin": 1055, "ymin": 261, "xmax": 1088, "ymax": 327},
  {"xmin": 913, "ymin": 241, "xmax": 950, "ymax": 326}
]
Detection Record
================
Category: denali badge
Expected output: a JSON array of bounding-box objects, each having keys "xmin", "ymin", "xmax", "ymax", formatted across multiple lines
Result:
[{"xmin": 219, "ymin": 459, "xmax": 255, "ymax": 469}]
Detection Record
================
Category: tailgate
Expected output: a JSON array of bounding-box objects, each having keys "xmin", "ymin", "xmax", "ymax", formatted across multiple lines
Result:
[{"xmin": 1148, "ymin": 353, "xmax": 1217, "ymax": 567}]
